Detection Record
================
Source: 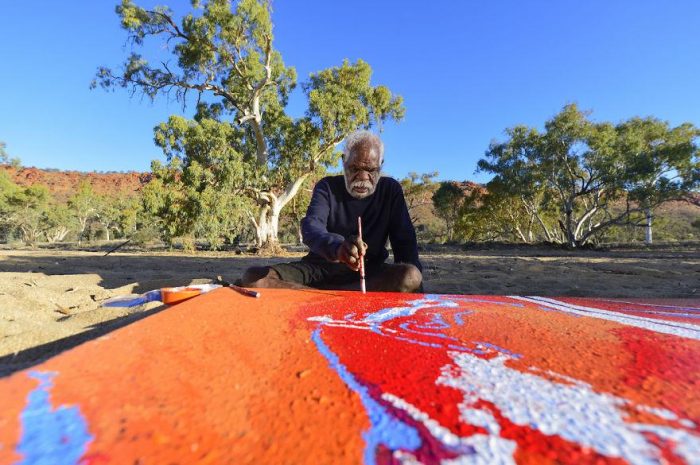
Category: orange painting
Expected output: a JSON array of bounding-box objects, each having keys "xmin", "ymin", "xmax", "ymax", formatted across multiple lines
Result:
[{"xmin": 0, "ymin": 289, "xmax": 698, "ymax": 464}]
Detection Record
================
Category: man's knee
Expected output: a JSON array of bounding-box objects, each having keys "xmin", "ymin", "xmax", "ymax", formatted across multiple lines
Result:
[
  {"xmin": 240, "ymin": 266, "xmax": 280, "ymax": 288},
  {"xmin": 395, "ymin": 264, "xmax": 423, "ymax": 293}
]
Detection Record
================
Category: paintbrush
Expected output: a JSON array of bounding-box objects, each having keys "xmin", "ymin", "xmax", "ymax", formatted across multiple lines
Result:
[
  {"xmin": 215, "ymin": 276, "xmax": 261, "ymax": 298},
  {"xmin": 358, "ymin": 217, "xmax": 366, "ymax": 294}
]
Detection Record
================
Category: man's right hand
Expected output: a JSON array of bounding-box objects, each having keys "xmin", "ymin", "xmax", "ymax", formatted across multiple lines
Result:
[{"xmin": 336, "ymin": 235, "xmax": 368, "ymax": 271}]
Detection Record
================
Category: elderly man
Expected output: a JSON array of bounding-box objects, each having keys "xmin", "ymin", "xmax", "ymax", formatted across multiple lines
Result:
[{"xmin": 241, "ymin": 130, "xmax": 423, "ymax": 292}]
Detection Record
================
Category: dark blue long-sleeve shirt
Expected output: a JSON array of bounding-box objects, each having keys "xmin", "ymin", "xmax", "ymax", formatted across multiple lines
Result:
[{"xmin": 301, "ymin": 176, "xmax": 422, "ymax": 271}]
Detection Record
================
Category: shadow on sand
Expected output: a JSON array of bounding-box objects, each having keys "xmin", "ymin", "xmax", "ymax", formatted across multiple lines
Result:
[
  {"xmin": 1, "ymin": 252, "xmax": 283, "ymax": 294},
  {"xmin": 0, "ymin": 305, "xmax": 169, "ymax": 378},
  {"xmin": 0, "ymin": 251, "xmax": 289, "ymax": 377}
]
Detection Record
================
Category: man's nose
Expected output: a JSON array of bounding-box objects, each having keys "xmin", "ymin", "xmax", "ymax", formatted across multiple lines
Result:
[{"xmin": 356, "ymin": 170, "xmax": 370, "ymax": 181}]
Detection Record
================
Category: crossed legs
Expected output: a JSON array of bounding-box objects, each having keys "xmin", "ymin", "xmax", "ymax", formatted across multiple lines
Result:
[
  {"xmin": 240, "ymin": 263, "xmax": 423, "ymax": 293},
  {"xmin": 240, "ymin": 266, "xmax": 308, "ymax": 289}
]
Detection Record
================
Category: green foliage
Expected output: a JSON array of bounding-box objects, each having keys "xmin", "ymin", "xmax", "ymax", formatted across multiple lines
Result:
[
  {"xmin": 92, "ymin": 193, "xmax": 145, "ymax": 241},
  {"xmin": 432, "ymin": 182, "xmax": 465, "ymax": 242},
  {"xmin": 616, "ymin": 118, "xmax": 700, "ymax": 207},
  {"xmin": 68, "ymin": 182, "xmax": 100, "ymax": 243},
  {"xmin": 477, "ymin": 104, "xmax": 700, "ymax": 247},
  {"xmin": 43, "ymin": 202, "xmax": 74, "ymax": 243},
  {"xmin": 95, "ymin": 0, "xmax": 405, "ymax": 248},
  {"xmin": 143, "ymin": 116, "xmax": 251, "ymax": 249},
  {"xmin": 400, "ymin": 172, "xmax": 438, "ymax": 222},
  {"xmin": 1, "ymin": 170, "xmax": 174, "ymax": 246},
  {"xmin": 0, "ymin": 171, "xmax": 20, "ymax": 241},
  {"xmin": 305, "ymin": 59, "xmax": 404, "ymax": 140},
  {"xmin": 0, "ymin": 170, "xmax": 19, "ymax": 206},
  {"xmin": 0, "ymin": 180, "xmax": 57, "ymax": 245},
  {"xmin": 399, "ymin": 172, "xmax": 441, "ymax": 241},
  {"xmin": 458, "ymin": 186, "xmax": 537, "ymax": 243},
  {"xmin": 692, "ymin": 217, "xmax": 700, "ymax": 231},
  {"xmin": 0, "ymin": 173, "xmax": 74, "ymax": 244},
  {"xmin": 129, "ymin": 223, "xmax": 162, "ymax": 246}
]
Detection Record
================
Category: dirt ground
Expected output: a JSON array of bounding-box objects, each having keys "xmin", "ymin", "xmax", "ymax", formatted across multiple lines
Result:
[{"xmin": 1, "ymin": 243, "xmax": 698, "ymax": 376}]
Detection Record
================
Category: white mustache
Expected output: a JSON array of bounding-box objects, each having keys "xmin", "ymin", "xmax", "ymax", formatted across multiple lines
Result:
[{"xmin": 351, "ymin": 181, "xmax": 372, "ymax": 190}]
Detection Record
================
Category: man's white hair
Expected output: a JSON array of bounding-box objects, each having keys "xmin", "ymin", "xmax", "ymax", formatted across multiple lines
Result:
[{"xmin": 342, "ymin": 130, "xmax": 384, "ymax": 164}]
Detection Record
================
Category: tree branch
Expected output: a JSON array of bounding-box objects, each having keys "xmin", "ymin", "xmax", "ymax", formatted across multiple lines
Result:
[{"xmin": 277, "ymin": 173, "xmax": 310, "ymax": 212}]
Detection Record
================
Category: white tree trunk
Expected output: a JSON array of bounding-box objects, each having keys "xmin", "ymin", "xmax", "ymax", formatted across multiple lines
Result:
[
  {"xmin": 645, "ymin": 209, "xmax": 653, "ymax": 245},
  {"xmin": 251, "ymin": 174, "xmax": 310, "ymax": 249},
  {"xmin": 46, "ymin": 227, "xmax": 70, "ymax": 243},
  {"xmin": 513, "ymin": 225, "xmax": 527, "ymax": 243},
  {"xmin": 254, "ymin": 208, "xmax": 282, "ymax": 251},
  {"xmin": 20, "ymin": 225, "xmax": 42, "ymax": 246},
  {"xmin": 522, "ymin": 196, "xmax": 554, "ymax": 243}
]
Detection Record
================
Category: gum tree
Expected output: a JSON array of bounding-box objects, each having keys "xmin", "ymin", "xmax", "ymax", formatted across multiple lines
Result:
[
  {"xmin": 615, "ymin": 118, "xmax": 700, "ymax": 244},
  {"xmin": 479, "ymin": 105, "xmax": 626, "ymax": 247},
  {"xmin": 4, "ymin": 184, "xmax": 53, "ymax": 245},
  {"xmin": 94, "ymin": 0, "xmax": 404, "ymax": 250},
  {"xmin": 68, "ymin": 182, "xmax": 100, "ymax": 244},
  {"xmin": 477, "ymin": 125, "xmax": 561, "ymax": 243},
  {"xmin": 478, "ymin": 104, "xmax": 699, "ymax": 247}
]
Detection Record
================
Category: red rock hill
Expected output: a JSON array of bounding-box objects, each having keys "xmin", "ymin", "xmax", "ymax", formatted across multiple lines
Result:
[{"xmin": 1, "ymin": 166, "xmax": 150, "ymax": 201}]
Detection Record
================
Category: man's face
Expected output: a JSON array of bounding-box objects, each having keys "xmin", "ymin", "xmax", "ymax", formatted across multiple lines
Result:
[{"xmin": 343, "ymin": 142, "xmax": 382, "ymax": 199}]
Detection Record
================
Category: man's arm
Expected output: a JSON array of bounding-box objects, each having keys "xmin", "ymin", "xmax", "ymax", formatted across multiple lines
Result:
[
  {"xmin": 301, "ymin": 179, "xmax": 345, "ymax": 262},
  {"xmin": 388, "ymin": 181, "xmax": 422, "ymax": 271}
]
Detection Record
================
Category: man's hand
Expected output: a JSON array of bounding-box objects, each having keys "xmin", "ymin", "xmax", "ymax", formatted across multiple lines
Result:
[{"xmin": 336, "ymin": 235, "xmax": 368, "ymax": 271}]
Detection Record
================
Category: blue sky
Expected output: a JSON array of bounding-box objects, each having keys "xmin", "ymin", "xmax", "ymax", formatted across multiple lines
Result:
[{"xmin": 1, "ymin": 1, "xmax": 699, "ymax": 183}]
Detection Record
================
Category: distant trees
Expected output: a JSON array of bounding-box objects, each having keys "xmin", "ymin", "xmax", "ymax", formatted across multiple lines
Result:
[
  {"xmin": 0, "ymin": 170, "xmax": 155, "ymax": 246},
  {"xmin": 615, "ymin": 118, "xmax": 700, "ymax": 243},
  {"xmin": 68, "ymin": 182, "xmax": 100, "ymax": 244},
  {"xmin": 43, "ymin": 204, "xmax": 73, "ymax": 243},
  {"xmin": 458, "ymin": 185, "xmax": 536, "ymax": 243},
  {"xmin": 432, "ymin": 182, "xmax": 465, "ymax": 242},
  {"xmin": 473, "ymin": 104, "xmax": 699, "ymax": 247},
  {"xmin": 98, "ymin": 195, "xmax": 143, "ymax": 241},
  {"xmin": 94, "ymin": 0, "xmax": 404, "ymax": 251},
  {"xmin": 401, "ymin": 172, "xmax": 438, "ymax": 224},
  {"xmin": 0, "ymin": 175, "xmax": 69, "ymax": 246}
]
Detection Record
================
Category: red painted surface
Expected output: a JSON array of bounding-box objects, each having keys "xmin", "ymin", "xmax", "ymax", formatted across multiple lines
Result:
[{"xmin": 0, "ymin": 290, "xmax": 698, "ymax": 464}]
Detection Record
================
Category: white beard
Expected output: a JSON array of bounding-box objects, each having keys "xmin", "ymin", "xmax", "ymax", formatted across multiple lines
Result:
[{"xmin": 344, "ymin": 173, "xmax": 376, "ymax": 199}]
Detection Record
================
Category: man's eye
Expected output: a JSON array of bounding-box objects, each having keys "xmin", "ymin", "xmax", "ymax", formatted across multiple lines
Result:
[{"xmin": 348, "ymin": 167, "xmax": 380, "ymax": 175}]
